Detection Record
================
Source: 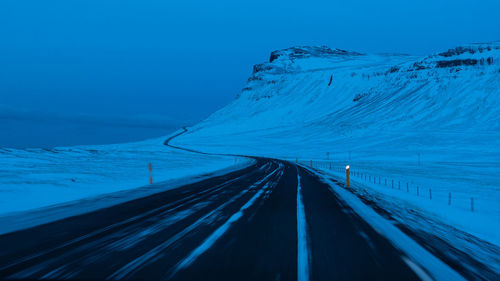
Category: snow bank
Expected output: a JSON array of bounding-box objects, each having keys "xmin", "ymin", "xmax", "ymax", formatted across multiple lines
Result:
[
  {"xmin": 303, "ymin": 165, "xmax": 467, "ymax": 281},
  {"xmin": 0, "ymin": 130, "xmax": 253, "ymax": 217}
]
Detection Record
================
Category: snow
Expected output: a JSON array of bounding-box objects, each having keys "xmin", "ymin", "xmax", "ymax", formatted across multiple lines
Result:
[
  {"xmin": 1, "ymin": 42, "xmax": 498, "ymax": 276},
  {"xmin": 0, "ymin": 129, "xmax": 254, "ymax": 228},
  {"xmin": 171, "ymin": 43, "xmax": 500, "ymax": 245},
  {"xmin": 306, "ymin": 161, "xmax": 500, "ymax": 247},
  {"xmin": 172, "ymin": 163, "xmax": 282, "ymax": 276},
  {"xmin": 169, "ymin": 43, "xmax": 500, "ymax": 275},
  {"xmin": 304, "ymin": 166, "xmax": 466, "ymax": 281}
]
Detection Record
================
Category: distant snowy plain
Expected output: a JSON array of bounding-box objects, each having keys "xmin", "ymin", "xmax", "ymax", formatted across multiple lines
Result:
[{"xmin": 0, "ymin": 134, "xmax": 252, "ymax": 217}]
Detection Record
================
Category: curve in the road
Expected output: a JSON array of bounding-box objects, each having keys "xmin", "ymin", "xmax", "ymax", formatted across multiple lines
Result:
[{"xmin": 0, "ymin": 127, "xmax": 430, "ymax": 281}]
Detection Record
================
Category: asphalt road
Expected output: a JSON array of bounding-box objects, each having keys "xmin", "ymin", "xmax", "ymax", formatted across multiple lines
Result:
[{"xmin": 0, "ymin": 158, "xmax": 422, "ymax": 280}]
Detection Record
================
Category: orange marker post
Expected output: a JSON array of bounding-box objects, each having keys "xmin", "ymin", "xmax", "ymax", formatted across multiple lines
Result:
[
  {"xmin": 148, "ymin": 163, "xmax": 153, "ymax": 185},
  {"xmin": 310, "ymin": 159, "xmax": 313, "ymax": 167},
  {"xmin": 235, "ymin": 157, "xmax": 238, "ymax": 163},
  {"xmin": 346, "ymin": 165, "xmax": 350, "ymax": 187}
]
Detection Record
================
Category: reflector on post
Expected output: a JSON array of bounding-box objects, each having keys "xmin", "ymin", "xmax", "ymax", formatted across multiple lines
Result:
[{"xmin": 346, "ymin": 165, "xmax": 350, "ymax": 187}]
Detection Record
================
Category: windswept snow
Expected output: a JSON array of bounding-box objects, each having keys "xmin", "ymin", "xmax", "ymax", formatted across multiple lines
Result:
[
  {"xmin": 308, "ymin": 167, "xmax": 466, "ymax": 281},
  {"xmin": 171, "ymin": 43, "xmax": 500, "ymax": 274},
  {"xmin": 0, "ymin": 130, "xmax": 253, "ymax": 220}
]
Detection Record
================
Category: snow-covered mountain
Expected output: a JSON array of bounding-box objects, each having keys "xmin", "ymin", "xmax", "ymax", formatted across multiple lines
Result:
[
  {"xmin": 180, "ymin": 43, "xmax": 499, "ymax": 138},
  {"xmin": 172, "ymin": 43, "xmax": 500, "ymax": 245}
]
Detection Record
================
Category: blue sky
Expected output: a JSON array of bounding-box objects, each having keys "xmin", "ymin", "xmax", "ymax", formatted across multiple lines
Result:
[{"xmin": 1, "ymin": 0, "xmax": 499, "ymax": 147}]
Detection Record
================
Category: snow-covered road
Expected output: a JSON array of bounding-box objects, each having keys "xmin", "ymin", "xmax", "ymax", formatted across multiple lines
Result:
[
  {"xmin": 1, "ymin": 128, "xmax": 491, "ymax": 280},
  {"xmin": 0, "ymin": 159, "xmax": 431, "ymax": 281}
]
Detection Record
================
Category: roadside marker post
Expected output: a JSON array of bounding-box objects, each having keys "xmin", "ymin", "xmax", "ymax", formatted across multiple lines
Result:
[
  {"xmin": 346, "ymin": 165, "xmax": 350, "ymax": 188},
  {"xmin": 310, "ymin": 159, "xmax": 313, "ymax": 168},
  {"xmin": 148, "ymin": 163, "xmax": 153, "ymax": 185},
  {"xmin": 235, "ymin": 157, "xmax": 238, "ymax": 163}
]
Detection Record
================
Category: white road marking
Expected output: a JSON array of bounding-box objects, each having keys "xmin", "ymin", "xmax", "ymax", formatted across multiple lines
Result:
[
  {"xmin": 402, "ymin": 257, "xmax": 434, "ymax": 281},
  {"xmin": 109, "ymin": 165, "xmax": 282, "ymax": 280},
  {"xmin": 1, "ymin": 174, "xmax": 247, "ymax": 276},
  {"xmin": 170, "ymin": 165, "xmax": 283, "ymax": 277},
  {"xmin": 296, "ymin": 169, "xmax": 311, "ymax": 281}
]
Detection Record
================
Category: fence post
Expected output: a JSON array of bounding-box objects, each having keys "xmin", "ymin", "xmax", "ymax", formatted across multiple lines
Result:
[
  {"xmin": 448, "ymin": 192, "xmax": 451, "ymax": 205},
  {"xmin": 471, "ymin": 197, "xmax": 474, "ymax": 212},
  {"xmin": 406, "ymin": 183, "xmax": 409, "ymax": 192},
  {"xmin": 417, "ymin": 185, "xmax": 419, "ymax": 196},
  {"xmin": 429, "ymin": 189, "xmax": 432, "ymax": 200},
  {"xmin": 392, "ymin": 180, "xmax": 394, "ymax": 189},
  {"xmin": 398, "ymin": 181, "xmax": 400, "ymax": 190},
  {"xmin": 379, "ymin": 176, "xmax": 381, "ymax": 184},
  {"xmin": 148, "ymin": 163, "xmax": 153, "ymax": 185},
  {"xmin": 385, "ymin": 178, "xmax": 387, "ymax": 186},
  {"xmin": 346, "ymin": 165, "xmax": 350, "ymax": 187}
]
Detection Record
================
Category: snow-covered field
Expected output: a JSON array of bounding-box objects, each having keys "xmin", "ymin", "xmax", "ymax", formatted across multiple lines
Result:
[
  {"xmin": 171, "ymin": 44, "xmax": 500, "ymax": 257},
  {"xmin": 0, "ymin": 131, "xmax": 251, "ymax": 217}
]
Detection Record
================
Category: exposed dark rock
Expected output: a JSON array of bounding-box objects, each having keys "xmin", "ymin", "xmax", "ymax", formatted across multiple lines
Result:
[
  {"xmin": 269, "ymin": 52, "xmax": 281, "ymax": 63},
  {"xmin": 385, "ymin": 66, "xmax": 400, "ymax": 75},
  {"xmin": 353, "ymin": 93, "xmax": 369, "ymax": 102},
  {"xmin": 247, "ymin": 76, "xmax": 263, "ymax": 82},
  {"xmin": 436, "ymin": 59, "xmax": 478, "ymax": 68},
  {"xmin": 438, "ymin": 46, "xmax": 476, "ymax": 57},
  {"xmin": 411, "ymin": 62, "xmax": 429, "ymax": 71},
  {"xmin": 269, "ymin": 46, "xmax": 363, "ymax": 63},
  {"xmin": 253, "ymin": 63, "xmax": 273, "ymax": 74}
]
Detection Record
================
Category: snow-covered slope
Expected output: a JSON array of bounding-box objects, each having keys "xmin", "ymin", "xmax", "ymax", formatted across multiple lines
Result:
[
  {"xmin": 172, "ymin": 43, "xmax": 500, "ymax": 245},
  {"xmin": 180, "ymin": 43, "xmax": 499, "ymax": 136},
  {"xmin": 0, "ymin": 133, "xmax": 251, "ymax": 217}
]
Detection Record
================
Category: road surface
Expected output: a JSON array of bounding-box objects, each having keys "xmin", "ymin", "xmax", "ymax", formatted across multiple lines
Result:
[{"xmin": 0, "ymin": 158, "xmax": 422, "ymax": 280}]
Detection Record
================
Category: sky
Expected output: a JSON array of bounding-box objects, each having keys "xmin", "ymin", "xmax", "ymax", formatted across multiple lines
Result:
[{"xmin": 0, "ymin": 0, "xmax": 499, "ymax": 147}]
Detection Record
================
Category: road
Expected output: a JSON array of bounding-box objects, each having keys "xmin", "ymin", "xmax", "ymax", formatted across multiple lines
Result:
[
  {"xmin": 0, "ymin": 129, "xmax": 423, "ymax": 280},
  {"xmin": 0, "ymin": 157, "xmax": 423, "ymax": 280}
]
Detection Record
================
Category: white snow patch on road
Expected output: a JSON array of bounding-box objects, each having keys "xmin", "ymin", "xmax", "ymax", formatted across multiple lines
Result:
[
  {"xmin": 402, "ymin": 256, "xmax": 434, "ymax": 281},
  {"xmin": 110, "ymin": 165, "xmax": 282, "ymax": 280},
  {"xmin": 171, "ymin": 165, "xmax": 283, "ymax": 275},
  {"xmin": 171, "ymin": 43, "xmax": 500, "ymax": 250}
]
